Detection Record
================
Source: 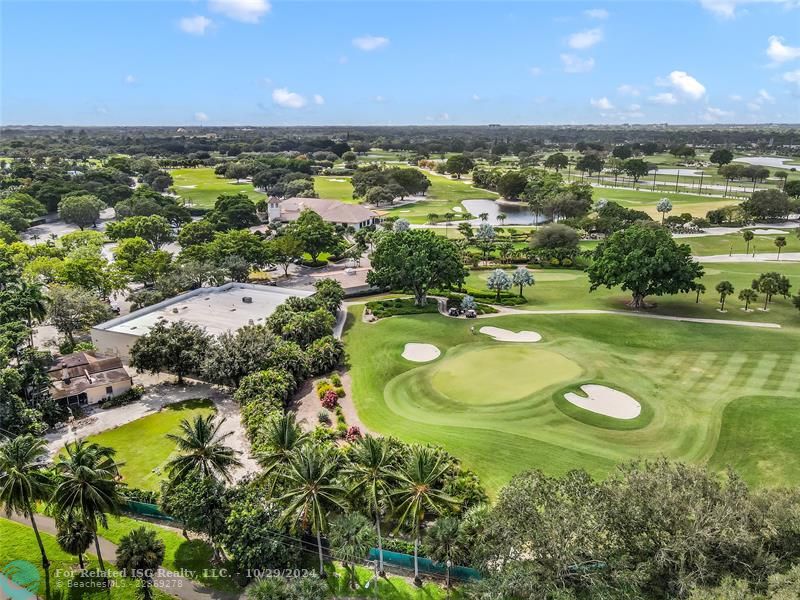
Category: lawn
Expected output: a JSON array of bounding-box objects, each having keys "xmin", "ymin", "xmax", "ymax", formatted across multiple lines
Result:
[
  {"xmin": 0, "ymin": 517, "xmax": 172, "ymax": 599},
  {"xmin": 680, "ymin": 231, "xmax": 800, "ymax": 257},
  {"xmin": 84, "ymin": 399, "xmax": 215, "ymax": 491},
  {"xmin": 591, "ymin": 186, "xmax": 739, "ymax": 219},
  {"xmin": 313, "ymin": 175, "xmax": 357, "ymax": 203},
  {"xmin": 345, "ymin": 262, "xmax": 800, "ymax": 496},
  {"xmin": 169, "ymin": 167, "xmax": 264, "ymax": 209},
  {"xmin": 326, "ymin": 563, "xmax": 464, "ymax": 599}
]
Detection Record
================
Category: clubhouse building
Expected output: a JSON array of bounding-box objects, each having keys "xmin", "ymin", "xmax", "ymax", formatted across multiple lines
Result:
[{"xmin": 267, "ymin": 196, "xmax": 381, "ymax": 230}]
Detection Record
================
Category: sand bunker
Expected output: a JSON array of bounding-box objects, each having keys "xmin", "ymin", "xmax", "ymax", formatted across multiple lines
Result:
[
  {"xmin": 452, "ymin": 206, "xmax": 463, "ymax": 213},
  {"xmin": 402, "ymin": 343, "xmax": 441, "ymax": 362},
  {"xmin": 329, "ymin": 178, "xmax": 347, "ymax": 182},
  {"xmin": 751, "ymin": 229, "xmax": 788, "ymax": 235},
  {"xmin": 565, "ymin": 385, "xmax": 641, "ymax": 419},
  {"xmin": 480, "ymin": 326, "xmax": 542, "ymax": 342},
  {"xmin": 179, "ymin": 185, "xmax": 197, "ymax": 189}
]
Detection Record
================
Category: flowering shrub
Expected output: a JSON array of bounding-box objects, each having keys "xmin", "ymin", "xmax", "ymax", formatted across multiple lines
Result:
[
  {"xmin": 321, "ymin": 389, "xmax": 339, "ymax": 409},
  {"xmin": 345, "ymin": 425, "xmax": 362, "ymax": 442}
]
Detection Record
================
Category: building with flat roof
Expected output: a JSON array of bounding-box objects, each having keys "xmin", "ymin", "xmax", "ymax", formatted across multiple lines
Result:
[
  {"xmin": 91, "ymin": 282, "xmax": 312, "ymax": 360},
  {"xmin": 267, "ymin": 196, "xmax": 381, "ymax": 230}
]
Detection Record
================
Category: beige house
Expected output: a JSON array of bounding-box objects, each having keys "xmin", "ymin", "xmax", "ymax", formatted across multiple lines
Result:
[
  {"xmin": 267, "ymin": 196, "xmax": 381, "ymax": 230},
  {"xmin": 48, "ymin": 352, "xmax": 133, "ymax": 407}
]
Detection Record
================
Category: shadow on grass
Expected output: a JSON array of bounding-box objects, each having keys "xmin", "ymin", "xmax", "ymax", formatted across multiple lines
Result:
[
  {"xmin": 163, "ymin": 398, "xmax": 214, "ymax": 412},
  {"xmin": 174, "ymin": 540, "xmax": 239, "ymax": 593}
]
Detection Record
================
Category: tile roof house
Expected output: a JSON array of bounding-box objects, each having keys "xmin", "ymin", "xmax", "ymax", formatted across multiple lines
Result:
[
  {"xmin": 267, "ymin": 197, "xmax": 381, "ymax": 230},
  {"xmin": 47, "ymin": 351, "xmax": 133, "ymax": 407}
]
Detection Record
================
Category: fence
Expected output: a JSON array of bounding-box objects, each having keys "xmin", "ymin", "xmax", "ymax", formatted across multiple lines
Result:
[
  {"xmin": 125, "ymin": 500, "xmax": 174, "ymax": 521},
  {"xmin": 367, "ymin": 548, "xmax": 482, "ymax": 581}
]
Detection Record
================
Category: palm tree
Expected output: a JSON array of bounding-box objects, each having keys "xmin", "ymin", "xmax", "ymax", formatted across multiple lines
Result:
[
  {"xmin": 56, "ymin": 513, "xmax": 93, "ymax": 570},
  {"xmin": 256, "ymin": 413, "xmax": 307, "ymax": 493},
  {"xmin": 116, "ymin": 526, "xmax": 165, "ymax": 600},
  {"xmin": 427, "ymin": 213, "xmax": 439, "ymax": 225},
  {"xmin": 165, "ymin": 414, "xmax": 242, "ymax": 485},
  {"xmin": 775, "ymin": 236, "xmax": 787, "ymax": 259},
  {"xmin": 739, "ymin": 288, "xmax": 758, "ymax": 311},
  {"xmin": 328, "ymin": 512, "xmax": 374, "ymax": 589},
  {"xmin": 52, "ymin": 439, "xmax": 124, "ymax": 575},
  {"xmin": 391, "ymin": 446, "xmax": 457, "ymax": 586},
  {"xmin": 425, "ymin": 516, "xmax": 463, "ymax": 593},
  {"xmin": 496, "ymin": 212, "xmax": 507, "ymax": 226},
  {"xmin": 715, "ymin": 281, "xmax": 734, "ymax": 311},
  {"xmin": 0, "ymin": 435, "xmax": 53, "ymax": 569},
  {"xmin": 742, "ymin": 230, "xmax": 754, "ymax": 254},
  {"xmin": 478, "ymin": 212, "xmax": 488, "ymax": 222},
  {"xmin": 278, "ymin": 446, "xmax": 347, "ymax": 577},
  {"xmin": 344, "ymin": 436, "xmax": 394, "ymax": 576},
  {"xmin": 695, "ymin": 283, "xmax": 706, "ymax": 304}
]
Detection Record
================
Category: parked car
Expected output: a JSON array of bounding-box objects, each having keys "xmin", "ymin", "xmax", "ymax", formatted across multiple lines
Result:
[
  {"xmin": 465, "ymin": 309, "xmax": 477, "ymax": 318},
  {"xmin": 109, "ymin": 302, "xmax": 121, "ymax": 314},
  {"xmin": 448, "ymin": 307, "xmax": 460, "ymax": 317}
]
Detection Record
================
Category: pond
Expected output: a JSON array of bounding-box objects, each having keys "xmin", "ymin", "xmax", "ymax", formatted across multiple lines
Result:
[
  {"xmin": 733, "ymin": 156, "xmax": 797, "ymax": 169},
  {"xmin": 461, "ymin": 199, "xmax": 546, "ymax": 225}
]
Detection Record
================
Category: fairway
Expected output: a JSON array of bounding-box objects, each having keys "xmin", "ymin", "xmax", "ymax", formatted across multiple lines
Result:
[
  {"xmin": 345, "ymin": 301, "xmax": 800, "ymax": 495},
  {"xmin": 429, "ymin": 345, "xmax": 582, "ymax": 405},
  {"xmin": 169, "ymin": 167, "xmax": 264, "ymax": 209},
  {"xmin": 84, "ymin": 399, "xmax": 215, "ymax": 491},
  {"xmin": 313, "ymin": 175, "xmax": 358, "ymax": 203}
]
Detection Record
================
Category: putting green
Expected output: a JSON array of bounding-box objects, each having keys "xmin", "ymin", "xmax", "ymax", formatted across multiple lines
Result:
[{"xmin": 429, "ymin": 345, "xmax": 581, "ymax": 405}]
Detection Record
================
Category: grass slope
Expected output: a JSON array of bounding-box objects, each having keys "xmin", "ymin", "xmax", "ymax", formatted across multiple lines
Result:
[{"xmin": 84, "ymin": 399, "xmax": 215, "ymax": 491}]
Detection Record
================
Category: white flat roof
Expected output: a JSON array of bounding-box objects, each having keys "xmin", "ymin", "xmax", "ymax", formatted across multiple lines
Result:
[{"xmin": 96, "ymin": 283, "xmax": 312, "ymax": 338}]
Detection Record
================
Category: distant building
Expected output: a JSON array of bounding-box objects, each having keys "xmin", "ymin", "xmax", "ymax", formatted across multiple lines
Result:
[
  {"xmin": 267, "ymin": 197, "xmax": 381, "ymax": 230},
  {"xmin": 47, "ymin": 351, "xmax": 133, "ymax": 407},
  {"xmin": 91, "ymin": 282, "xmax": 312, "ymax": 360}
]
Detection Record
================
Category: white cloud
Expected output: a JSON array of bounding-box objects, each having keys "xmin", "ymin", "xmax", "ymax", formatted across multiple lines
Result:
[
  {"xmin": 729, "ymin": 93, "xmax": 743, "ymax": 101},
  {"xmin": 567, "ymin": 28, "xmax": 603, "ymax": 49},
  {"xmin": 669, "ymin": 71, "xmax": 706, "ymax": 99},
  {"xmin": 584, "ymin": 8, "xmax": 609, "ymax": 19},
  {"xmin": 747, "ymin": 88, "xmax": 776, "ymax": 110},
  {"xmin": 352, "ymin": 35, "xmax": 389, "ymax": 51},
  {"xmin": 590, "ymin": 97, "xmax": 614, "ymax": 110},
  {"xmin": 373, "ymin": 95, "xmax": 386, "ymax": 103},
  {"xmin": 272, "ymin": 88, "xmax": 307, "ymax": 109},
  {"xmin": 472, "ymin": 94, "xmax": 481, "ymax": 101},
  {"xmin": 179, "ymin": 15, "xmax": 213, "ymax": 35},
  {"xmin": 783, "ymin": 69, "xmax": 800, "ymax": 83},
  {"xmin": 440, "ymin": 112, "xmax": 450, "ymax": 121},
  {"xmin": 195, "ymin": 112, "xmax": 209, "ymax": 122},
  {"xmin": 649, "ymin": 92, "xmax": 678, "ymax": 105},
  {"xmin": 561, "ymin": 54, "xmax": 595, "ymax": 73},
  {"xmin": 628, "ymin": 103, "xmax": 642, "ymax": 111},
  {"xmin": 767, "ymin": 35, "xmax": 800, "ymax": 63},
  {"xmin": 758, "ymin": 88, "xmax": 775, "ymax": 102},
  {"xmin": 703, "ymin": 106, "xmax": 733, "ymax": 121},
  {"xmin": 208, "ymin": 0, "xmax": 270, "ymax": 23},
  {"xmin": 313, "ymin": 94, "xmax": 325, "ymax": 105},
  {"xmin": 529, "ymin": 66, "xmax": 543, "ymax": 76},
  {"xmin": 617, "ymin": 84, "xmax": 641, "ymax": 96},
  {"xmin": 701, "ymin": 0, "xmax": 800, "ymax": 20},
  {"xmin": 124, "ymin": 74, "xmax": 136, "ymax": 84}
]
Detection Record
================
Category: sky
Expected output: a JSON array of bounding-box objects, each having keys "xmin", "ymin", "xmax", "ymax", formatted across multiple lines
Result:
[{"xmin": 1, "ymin": 0, "xmax": 799, "ymax": 126}]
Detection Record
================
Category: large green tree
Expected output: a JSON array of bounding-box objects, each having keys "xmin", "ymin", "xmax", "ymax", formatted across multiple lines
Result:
[
  {"xmin": 444, "ymin": 155, "xmax": 475, "ymax": 179},
  {"xmin": 287, "ymin": 209, "xmax": 339, "ymax": 264},
  {"xmin": 58, "ymin": 194, "xmax": 107, "ymax": 230},
  {"xmin": 367, "ymin": 230, "xmax": 466, "ymax": 306},
  {"xmin": 130, "ymin": 321, "xmax": 211, "ymax": 384},
  {"xmin": 47, "ymin": 284, "xmax": 113, "ymax": 345},
  {"xmin": 115, "ymin": 527, "xmax": 165, "ymax": 600},
  {"xmin": 587, "ymin": 224, "xmax": 704, "ymax": 309}
]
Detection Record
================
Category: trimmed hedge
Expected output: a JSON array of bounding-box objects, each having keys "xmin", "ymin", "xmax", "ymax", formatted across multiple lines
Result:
[{"xmin": 365, "ymin": 297, "xmax": 439, "ymax": 319}]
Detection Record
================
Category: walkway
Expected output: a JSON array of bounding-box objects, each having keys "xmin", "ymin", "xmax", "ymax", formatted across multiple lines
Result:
[{"xmin": 5, "ymin": 513, "xmax": 239, "ymax": 600}]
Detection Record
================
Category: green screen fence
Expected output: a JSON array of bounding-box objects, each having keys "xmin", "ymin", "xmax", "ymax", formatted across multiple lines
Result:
[
  {"xmin": 125, "ymin": 500, "xmax": 174, "ymax": 521},
  {"xmin": 367, "ymin": 549, "xmax": 482, "ymax": 581}
]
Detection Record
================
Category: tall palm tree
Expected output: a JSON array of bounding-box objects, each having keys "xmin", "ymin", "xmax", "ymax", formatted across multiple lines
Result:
[
  {"xmin": 16, "ymin": 281, "xmax": 47, "ymax": 348},
  {"xmin": 116, "ymin": 526, "xmax": 166, "ymax": 600},
  {"xmin": 56, "ymin": 513, "xmax": 93, "ymax": 570},
  {"xmin": 328, "ymin": 512, "xmax": 374, "ymax": 589},
  {"xmin": 278, "ymin": 446, "xmax": 347, "ymax": 577},
  {"xmin": 344, "ymin": 435, "xmax": 394, "ymax": 576},
  {"xmin": 0, "ymin": 435, "xmax": 53, "ymax": 569},
  {"xmin": 425, "ymin": 516, "xmax": 464, "ymax": 593},
  {"xmin": 52, "ymin": 439, "xmax": 124, "ymax": 575},
  {"xmin": 165, "ymin": 414, "xmax": 242, "ymax": 485},
  {"xmin": 255, "ymin": 412, "xmax": 307, "ymax": 478},
  {"xmin": 391, "ymin": 446, "xmax": 457, "ymax": 586}
]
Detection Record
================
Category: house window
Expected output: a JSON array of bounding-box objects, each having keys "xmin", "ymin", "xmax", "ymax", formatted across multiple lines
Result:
[{"xmin": 105, "ymin": 386, "xmax": 113, "ymax": 395}]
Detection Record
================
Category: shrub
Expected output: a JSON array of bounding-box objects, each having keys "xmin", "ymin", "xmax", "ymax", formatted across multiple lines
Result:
[
  {"xmin": 318, "ymin": 410, "xmax": 331, "ymax": 425},
  {"xmin": 336, "ymin": 421, "xmax": 348, "ymax": 438},
  {"xmin": 330, "ymin": 373, "xmax": 342, "ymax": 387},
  {"xmin": 122, "ymin": 487, "xmax": 159, "ymax": 504},
  {"xmin": 345, "ymin": 425, "xmax": 362, "ymax": 442},
  {"xmin": 241, "ymin": 404, "xmax": 283, "ymax": 448},
  {"xmin": 561, "ymin": 257, "xmax": 574, "ymax": 267},
  {"xmin": 235, "ymin": 369, "xmax": 297, "ymax": 407},
  {"xmin": 306, "ymin": 336, "xmax": 345, "ymax": 376},
  {"xmin": 317, "ymin": 381, "xmax": 334, "ymax": 399},
  {"xmin": 335, "ymin": 387, "xmax": 345, "ymax": 398},
  {"xmin": 364, "ymin": 298, "xmax": 438, "ymax": 319},
  {"xmin": 549, "ymin": 257, "xmax": 561, "ymax": 266},
  {"xmin": 99, "ymin": 385, "xmax": 145, "ymax": 409},
  {"xmin": 321, "ymin": 389, "xmax": 339, "ymax": 409}
]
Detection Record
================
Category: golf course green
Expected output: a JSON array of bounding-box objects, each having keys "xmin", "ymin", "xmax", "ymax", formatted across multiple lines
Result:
[{"xmin": 344, "ymin": 306, "xmax": 800, "ymax": 496}]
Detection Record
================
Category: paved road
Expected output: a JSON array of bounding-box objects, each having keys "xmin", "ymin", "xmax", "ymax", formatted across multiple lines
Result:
[{"xmin": 5, "ymin": 513, "xmax": 240, "ymax": 600}]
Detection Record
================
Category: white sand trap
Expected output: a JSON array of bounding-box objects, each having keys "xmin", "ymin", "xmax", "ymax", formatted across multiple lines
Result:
[
  {"xmin": 402, "ymin": 343, "xmax": 441, "ymax": 362},
  {"xmin": 451, "ymin": 206, "xmax": 463, "ymax": 212},
  {"xmin": 751, "ymin": 229, "xmax": 788, "ymax": 235},
  {"xmin": 179, "ymin": 185, "xmax": 197, "ymax": 189},
  {"xmin": 329, "ymin": 178, "xmax": 347, "ymax": 182},
  {"xmin": 480, "ymin": 326, "xmax": 542, "ymax": 342},
  {"xmin": 565, "ymin": 385, "xmax": 641, "ymax": 419}
]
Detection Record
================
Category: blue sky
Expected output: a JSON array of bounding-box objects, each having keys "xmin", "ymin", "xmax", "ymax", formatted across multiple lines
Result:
[{"xmin": 2, "ymin": 0, "xmax": 799, "ymax": 125}]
